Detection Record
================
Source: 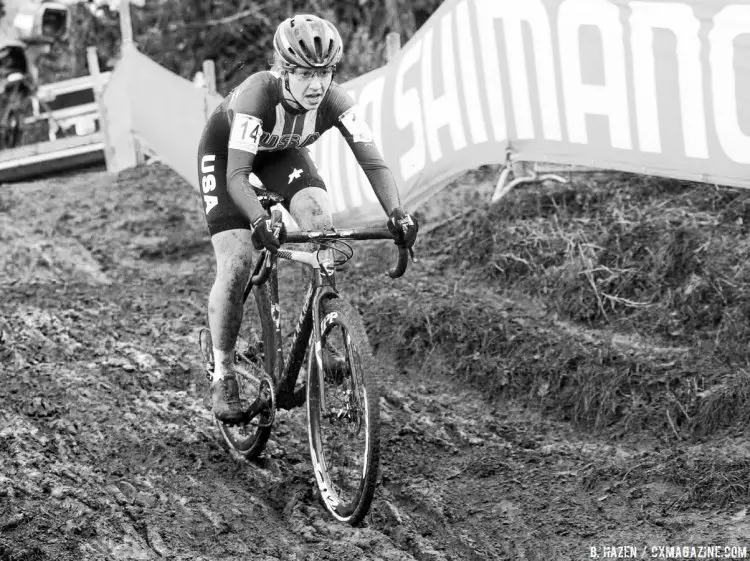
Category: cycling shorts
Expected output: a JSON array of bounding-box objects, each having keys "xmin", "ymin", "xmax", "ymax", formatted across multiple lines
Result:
[{"xmin": 196, "ymin": 109, "xmax": 326, "ymax": 236}]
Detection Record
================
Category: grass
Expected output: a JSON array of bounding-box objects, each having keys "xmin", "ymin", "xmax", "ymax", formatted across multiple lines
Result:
[
  {"xmin": 582, "ymin": 447, "xmax": 750, "ymax": 510},
  {"xmin": 346, "ymin": 170, "xmax": 750, "ymax": 440}
]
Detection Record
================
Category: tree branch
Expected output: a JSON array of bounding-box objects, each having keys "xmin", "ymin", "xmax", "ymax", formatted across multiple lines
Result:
[{"xmin": 168, "ymin": 8, "xmax": 271, "ymax": 31}]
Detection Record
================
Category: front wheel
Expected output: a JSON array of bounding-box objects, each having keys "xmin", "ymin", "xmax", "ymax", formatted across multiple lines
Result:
[{"xmin": 307, "ymin": 297, "xmax": 380, "ymax": 525}]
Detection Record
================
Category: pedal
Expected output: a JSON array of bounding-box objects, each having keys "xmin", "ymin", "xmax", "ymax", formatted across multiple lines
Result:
[{"xmin": 234, "ymin": 362, "xmax": 276, "ymax": 428}]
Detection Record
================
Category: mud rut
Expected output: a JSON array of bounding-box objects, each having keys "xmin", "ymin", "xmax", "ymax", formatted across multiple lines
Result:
[{"xmin": 1, "ymin": 166, "xmax": 748, "ymax": 561}]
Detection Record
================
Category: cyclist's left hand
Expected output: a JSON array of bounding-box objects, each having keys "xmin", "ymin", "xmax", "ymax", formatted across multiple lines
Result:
[{"xmin": 387, "ymin": 207, "xmax": 419, "ymax": 248}]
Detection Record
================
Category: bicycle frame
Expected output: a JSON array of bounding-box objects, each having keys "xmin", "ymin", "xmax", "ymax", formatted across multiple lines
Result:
[
  {"xmin": 241, "ymin": 226, "xmax": 410, "ymax": 419},
  {"xmin": 259, "ymin": 246, "xmax": 337, "ymax": 411}
]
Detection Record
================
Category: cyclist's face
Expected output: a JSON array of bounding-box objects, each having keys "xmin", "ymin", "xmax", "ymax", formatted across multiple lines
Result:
[{"xmin": 287, "ymin": 67, "xmax": 334, "ymax": 110}]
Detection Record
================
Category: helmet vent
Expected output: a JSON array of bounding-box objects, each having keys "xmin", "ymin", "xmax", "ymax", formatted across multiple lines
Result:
[{"xmin": 298, "ymin": 40, "xmax": 313, "ymax": 60}]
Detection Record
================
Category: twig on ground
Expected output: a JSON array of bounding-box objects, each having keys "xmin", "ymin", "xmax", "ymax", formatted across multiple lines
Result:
[
  {"xmin": 422, "ymin": 208, "xmax": 477, "ymax": 236},
  {"xmin": 666, "ymin": 409, "xmax": 681, "ymax": 440}
]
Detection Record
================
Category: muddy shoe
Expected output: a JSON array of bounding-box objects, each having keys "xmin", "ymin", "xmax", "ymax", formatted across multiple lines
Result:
[
  {"xmin": 211, "ymin": 373, "xmax": 248, "ymax": 425},
  {"xmin": 321, "ymin": 344, "xmax": 349, "ymax": 385}
]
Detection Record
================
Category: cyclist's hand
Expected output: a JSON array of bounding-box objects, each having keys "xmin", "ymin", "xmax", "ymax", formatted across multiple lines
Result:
[
  {"xmin": 387, "ymin": 207, "xmax": 418, "ymax": 248},
  {"xmin": 251, "ymin": 215, "xmax": 287, "ymax": 253}
]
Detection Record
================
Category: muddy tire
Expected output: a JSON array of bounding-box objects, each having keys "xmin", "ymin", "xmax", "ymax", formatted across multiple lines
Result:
[
  {"xmin": 306, "ymin": 296, "xmax": 380, "ymax": 525},
  {"xmin": 214, "ymin": 283, "xmax": 277, "ymax": 459}
]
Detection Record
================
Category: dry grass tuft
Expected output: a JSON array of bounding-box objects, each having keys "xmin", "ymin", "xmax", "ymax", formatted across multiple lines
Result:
[
  {"xmin": 667, "ymin": 454, "xmax": 750, "ymax": 509},
  {"xmin": 347, "ymin": 171, "xmax": 750, "ymax": 439}
]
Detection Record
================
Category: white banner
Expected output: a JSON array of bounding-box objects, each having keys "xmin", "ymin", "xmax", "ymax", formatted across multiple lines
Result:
[{"xmin": 104, "ymin": 0, "xmax": 750, "ymax": 228}]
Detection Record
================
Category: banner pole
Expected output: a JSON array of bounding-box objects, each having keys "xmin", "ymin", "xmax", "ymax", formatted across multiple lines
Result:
[
  {"xmin": 87, "ymin": 46, "xmax": 115, "ymax": 171},
  {"xmin": 385, "ymin": 32, "xmax": 401, "ymax": 63},
  {"xmin": 385, "ymin": 0, "xmax": 401, "ymax": 63},
  {"xmin": 202, "ymin": 60, "xmax": 217, "ymax": 95},
  {"xmin": 119, "ymin": 0, "xmax": 134, "ymax": 48}
]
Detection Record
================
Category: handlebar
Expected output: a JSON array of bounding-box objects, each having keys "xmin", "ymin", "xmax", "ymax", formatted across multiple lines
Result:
[
  {"xmin": 248, "ymin": 249, "xmax": 273, "ymax": 287},
  {"xmin": 284, "ymin": 226, "xmax": 414, "ymax": 279},
  {"xmin": 390, "ymin": 245, "xmax": 411, "ymax": 279}
]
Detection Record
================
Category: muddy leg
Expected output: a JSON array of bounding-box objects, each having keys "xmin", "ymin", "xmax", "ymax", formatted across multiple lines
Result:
[
  {"xmin": 289, "ymin": 187, "xmax": 333, "ymax": 281},
  {"xmin": 208, "ymin": 228, "xmax": 254, "ymax": 380}
]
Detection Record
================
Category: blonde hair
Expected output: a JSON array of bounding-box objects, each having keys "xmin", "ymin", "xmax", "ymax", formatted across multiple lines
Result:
[{"xmin": 270, "ymin": 51, "xmax": 294, "ymax": 75}]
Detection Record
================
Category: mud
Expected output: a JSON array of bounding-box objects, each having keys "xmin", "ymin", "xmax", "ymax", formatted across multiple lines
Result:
[{"xmin": 1, "ymin": 165, "xmax": 748, "ymax": 560}]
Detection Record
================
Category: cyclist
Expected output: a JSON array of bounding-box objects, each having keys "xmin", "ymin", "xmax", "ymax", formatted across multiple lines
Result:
[{"xmin": 196, "ymin": 14, "xmax": 419, "ymax": 424}]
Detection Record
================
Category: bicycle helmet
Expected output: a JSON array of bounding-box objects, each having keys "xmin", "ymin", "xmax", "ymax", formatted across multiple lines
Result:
[{"xmin": 273, "ymin": 14, "xmax": 343, "ymax": 69}]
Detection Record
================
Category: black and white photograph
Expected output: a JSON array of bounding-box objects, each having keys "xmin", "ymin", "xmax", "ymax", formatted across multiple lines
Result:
[{"xmin": 1, "ymin": 0, "xmax": 749, "ymax": 559}]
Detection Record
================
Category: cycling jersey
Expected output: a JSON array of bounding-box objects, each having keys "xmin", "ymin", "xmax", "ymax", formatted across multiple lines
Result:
[{"xmin": 196, "ymin": 70, "xmax": 398, "ymax": 235}]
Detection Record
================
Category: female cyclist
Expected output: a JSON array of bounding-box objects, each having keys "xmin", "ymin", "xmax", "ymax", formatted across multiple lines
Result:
[{"xmin": 196, "ymin": 14, "xmax": 418, "ymax": 424}]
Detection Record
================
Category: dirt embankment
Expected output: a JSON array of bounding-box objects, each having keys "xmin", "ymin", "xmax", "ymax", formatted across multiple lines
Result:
[{"xmin": 1, "ymin": 165, "xmax": 749, "ymax": 561}]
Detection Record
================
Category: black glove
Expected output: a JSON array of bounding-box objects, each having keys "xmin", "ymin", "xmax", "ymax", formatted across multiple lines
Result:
[
  {"xmin": 251, "ymin": 214, "xmax": 287, "ymax": 253},
  {"xmin": 387, "ymin": 207, "xmax": 419, "ymax": 248}
]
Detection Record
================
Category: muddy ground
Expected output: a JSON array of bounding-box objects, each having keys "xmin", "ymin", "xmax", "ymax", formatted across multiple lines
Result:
[{"xmin": 1, "ymin": 164, "xmax": 749, "ymax": 561}]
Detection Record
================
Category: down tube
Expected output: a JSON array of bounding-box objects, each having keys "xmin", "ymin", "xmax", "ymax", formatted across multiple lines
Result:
[
  {"xmin": 267, "ymin": 260, "xmax": 284, "ymax": 385},
  {"xmin": 279, "ymin": 282, "xmax": 315, "ymax": 395}
]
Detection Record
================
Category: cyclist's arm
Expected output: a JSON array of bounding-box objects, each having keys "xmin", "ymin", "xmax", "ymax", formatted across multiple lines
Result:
[
  {"xmin": 224, "ymin": 74, "xmax": 278, "ymax": 223},
  {"xmin": 328, "ymin": 88, "xmax": 403, "ymax": 215},
  {"xmin": 227, "ymin": 141, "xmax": 265, "ymax": 222},
  {"xmin": 345, "ymin": 139, "xmax": 402, "ymax": 215}
]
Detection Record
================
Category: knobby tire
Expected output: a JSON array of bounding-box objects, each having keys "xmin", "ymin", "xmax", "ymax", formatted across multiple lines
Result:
[
  {"xmin": 307, "ymin": 296, "xmax": 381, "ymax": 525},
  {"xmin": 215, "ymin": 282, "xmax": 276, "ymax": 459}
]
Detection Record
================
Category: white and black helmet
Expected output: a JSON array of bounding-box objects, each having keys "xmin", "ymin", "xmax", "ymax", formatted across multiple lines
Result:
[{"xmin": 273, "ymin": 14, "xmax": 343, "ymax": 69}]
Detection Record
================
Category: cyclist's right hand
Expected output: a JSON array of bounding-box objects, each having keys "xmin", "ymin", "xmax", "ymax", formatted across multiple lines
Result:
[{"xmin": 251, "ymin": 215, "xmax": 286, "ymax": 253}]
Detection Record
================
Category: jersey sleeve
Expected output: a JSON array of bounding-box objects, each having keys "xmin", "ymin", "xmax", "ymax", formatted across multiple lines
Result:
[
  {"xmin": 345, "ymin": 136, "xmax": 400, "ymax": 202},
  {"xmin": 325, "ymin": 86, "xmax": 401, "ymax": 211},
  {"xmin": 225, "ymin": 73, "xmax": 278, "ymax": 222}
]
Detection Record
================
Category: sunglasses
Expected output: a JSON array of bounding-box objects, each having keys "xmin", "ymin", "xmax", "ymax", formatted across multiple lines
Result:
[{"xmin": 293, "ymin": 67, "xmax": 334, "ymax": 81}]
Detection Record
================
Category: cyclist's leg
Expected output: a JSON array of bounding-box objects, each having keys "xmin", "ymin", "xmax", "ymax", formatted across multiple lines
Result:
[
  {"xmin": 208, "ymin": 229, "xmax": 254, "ymax": 377},
  {"xmin": 254, "ymin": 148, "xmax": 343, "ymax": 370},
  {"xmin": 253, "ymin": 147, "xmax": 332, "ymax": 231},
  {"xmin": 197, "ymin": 113, "xmax": 254, "ymax": 422},
  {"xmin": 258, "ymin": 148, "xmax": 353, "ymax": 375}
]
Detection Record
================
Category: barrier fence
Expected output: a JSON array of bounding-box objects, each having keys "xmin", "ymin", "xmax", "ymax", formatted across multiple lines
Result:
[
  {"xmin": 3, "ymin": 0, "xmax": 749, "ymax": 225},
  {"xmin": 0, "ymin": 70, "xmax": 111, "ymax": 182}
]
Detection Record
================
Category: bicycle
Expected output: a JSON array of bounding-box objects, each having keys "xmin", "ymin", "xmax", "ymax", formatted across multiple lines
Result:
[{"xmin": 198, "ymin": 187, "xmax": 413, "ymax": 525}]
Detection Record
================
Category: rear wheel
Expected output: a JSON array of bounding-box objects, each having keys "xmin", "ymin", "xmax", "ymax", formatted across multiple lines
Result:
[
  {"xmin": 307, "ymin": 297, "xmax": 380, "ymax": 525},
  {"xmin": 203, "ymin": 283, "xmax": 277, "ymax": 459}
]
